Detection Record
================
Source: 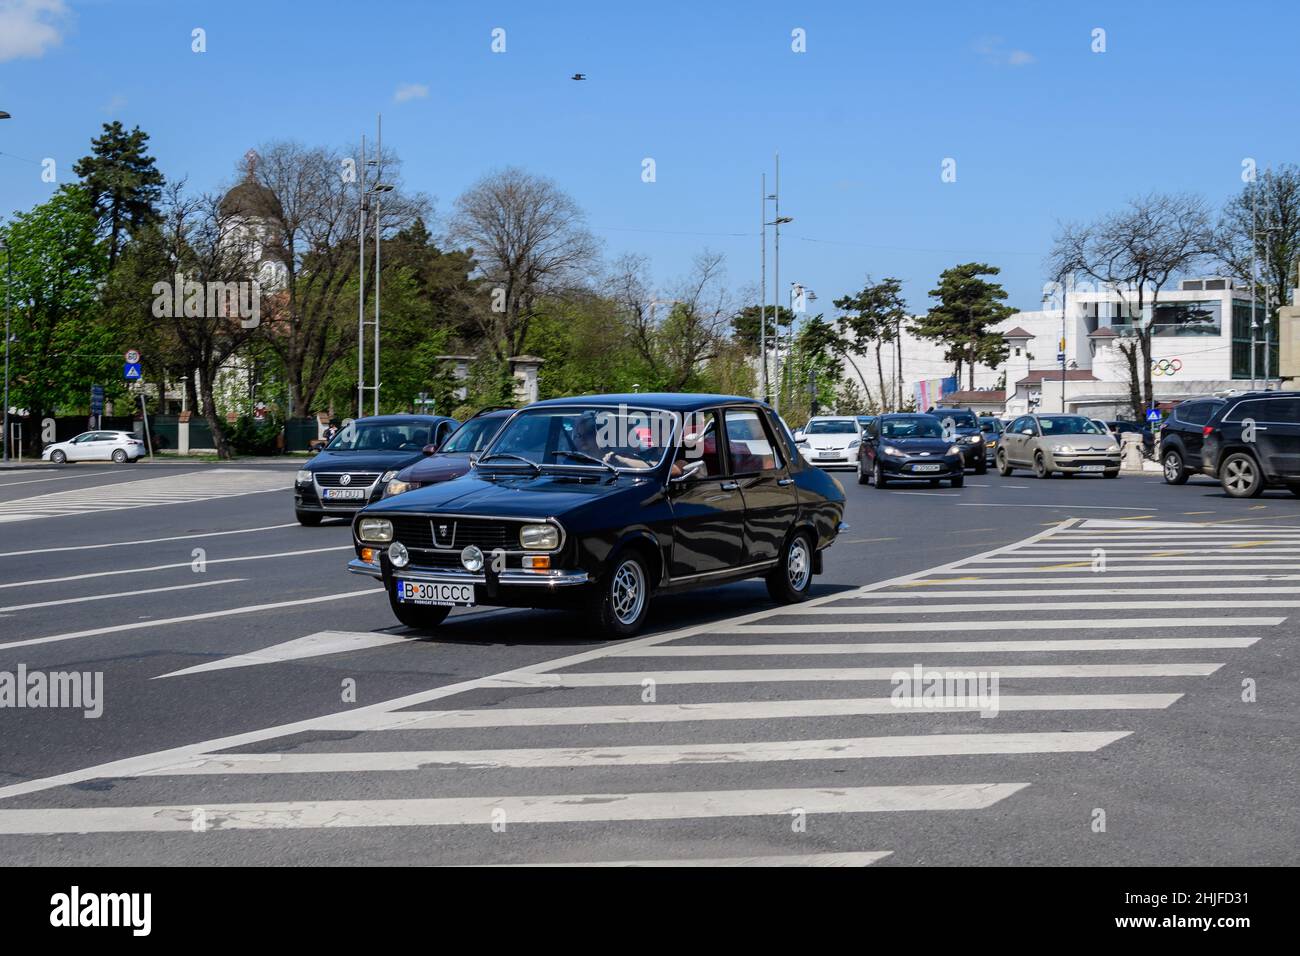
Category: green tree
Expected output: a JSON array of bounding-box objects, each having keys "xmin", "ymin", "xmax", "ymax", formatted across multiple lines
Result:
[
  {"xmin": 0, "ymin": 186, "xmax": 111, "ymax": 436},
  {"xmin": 833, "ymin": 276, "xmax": 908, "ymax": 412},
  {"xmin": 73, "ymin": 121, "xmax": 165, "ymax": 268},
  {"xmin": 913, "ymin": 263, "xmax": 1014, "ymax": 389},
  {"xmin": 780, "ymin": 315, "xmax": 844, "ymax": 419}
]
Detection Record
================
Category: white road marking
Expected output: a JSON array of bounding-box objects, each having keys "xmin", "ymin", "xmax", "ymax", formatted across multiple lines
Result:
[
  {"xmin": 900, "ymin": 574, "xmax": 1300, "ymax": 585},
  {"xmin": 779, "ymin": 600, "xmax": 1300, "ymax": 613},
  {"xmin": 483, "ymin": 663, "xmax": 1222, "ymax": 688},
  {"xmin": 318, "ymin": 694, "xmax": 1183, "ymax": 732},
  {"xmin": 491, "ymin": 851, "xmax": 894, "ymax": 867},
  {"xmin": 957, "ymin": 503, "xmax": 1153, "ymax": 510},
  {"xmin": 620, "ymin": 638, "xmax": 1259, "ymax": 656},
  {"xmin": 0, "ymin": 469, "xmax": 290, "ymax": 522},
  {"xmin": 0, "ymin": 578, "xmax": 245, "ymax": 614},
  {"xmin": 979, "ymin": 555, "xmax": 1300, "ymax": 563},
  {"xmin": 154, "ymin": 631, "xmax": 416, "ymax": 679},
  {"xmin": 0, "ymin": 523, "xmax": 300, "ymax": 558},
  {"xmin": 0, "ymin": 470, "xmax": 116, "ymax": 487},
  {"xmin": 0, "ymin": 546, "xmax": 350, "ymax": 591},
  {"xmin": 960, "ymin": 563, "xmax": 1300, "ymax": 573},
  {"xmin": 0, "ymin": 589, "xmax": 383, "ymax": 652},
  {"xmin": 0, "ymin": 784, "xmax": 1032, "ymax": 834},
  {"xmin": 734, "ymin": 617, "xmax": 1280, "ymax": 634},
  {"xmin": 863, "ymin": 587, "xmax": 1300, "ymax": 597},
  {"xmin": 144, "ymin": 732, "xmax": 1129, "ymax": 775}
]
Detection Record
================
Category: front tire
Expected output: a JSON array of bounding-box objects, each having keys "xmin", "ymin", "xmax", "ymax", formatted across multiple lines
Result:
[
  {"xmin": 1033, "ymin": 452, "xmax": 1052, "ymax": 479},
  {"xmin": 975, "ymin": 457, "xmax": 987, "ymax": 475},
  {"xmin": 586, "ymin": 551, "xmax": 651, "ymax": 637},
  {"xmin": 50, "ymin": 450, "xmax": 67, "ymax": 464},
  {"xmin": 1221, "ymin": 452, "xmax": 1265, "ymax": 498},
  {"xmin": 856, "ymin": 457, "xmax": 869, "ymax": 485},
  {"xmin": 951, "ymin": 474, "xmax": 964, "ymax": 488},
  {"xmin": 874, "ymin": 460, "xmax": 888, "ymax": 488},
  {"xmin": 996, "ymin": 450, "xmax": 1013, "ymax": 476},
  {"xmin": 296, "ymin": 509, "xmax": 323, "ymax": 527},
  {"xmin": 112, "ymin": 449, "xmax": 127, "ymax": 463},
  {"xmin": 767, "ymin": 531, "xmax": 814, "ymax": 604},
  {"xmin": 1162, "ymin": 449, "xmax": 1188, "ymax": 485}
]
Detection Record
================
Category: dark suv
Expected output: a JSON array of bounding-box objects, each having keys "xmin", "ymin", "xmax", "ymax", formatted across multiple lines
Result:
[
  {"xmin": 927, "ymin": 406, "xmax": 986, "ymax": 474},
  {"xmin": 1200, "ymin": 392, "xmax": 1300, "ymax": 498},
  {"xmin": 1158, "ymin": 397, "xmax": 1226, "ymax": 484}
]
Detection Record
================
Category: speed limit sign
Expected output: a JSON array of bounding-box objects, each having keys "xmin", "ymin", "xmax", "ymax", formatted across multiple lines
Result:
[{"xmin": 124, "ymin": 349, "xmax": 141, "ymax": 364}]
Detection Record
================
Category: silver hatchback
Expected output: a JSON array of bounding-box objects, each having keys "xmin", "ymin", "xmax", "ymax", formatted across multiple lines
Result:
[{"xmin": 996, "ymin": 414, "xmax": 1121, "ymax": 479}]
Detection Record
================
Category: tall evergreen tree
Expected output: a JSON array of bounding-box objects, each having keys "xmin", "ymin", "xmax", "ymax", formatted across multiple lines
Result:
[
  {"xmin": 913, "ymin": 263, "xmax": 1014, "ymax": 389},
  {"xmin": 73, "ymin": 121, "xmax": 166, "ymax": 267}
]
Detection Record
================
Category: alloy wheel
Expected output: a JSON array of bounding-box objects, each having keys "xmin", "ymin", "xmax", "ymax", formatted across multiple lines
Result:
[
  {"xmin": 610, "ymin": 558, "xmax": 646, "ymax": 626},
  {"xmin": 786, "ymin": 535, "xmax": 811, "ymax": 592},
  {"xmin": 1224, "ymin": 457, "xmax": 1256, "ymax": 495},
  {"xmin": 1163, "ymin": 453, "xmax": 1181, "ymax": 482}
]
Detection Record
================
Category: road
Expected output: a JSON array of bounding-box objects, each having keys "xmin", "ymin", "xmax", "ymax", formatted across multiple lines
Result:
[{"xmin": 0, "ymin": 460, "xmax": 1296, "ymax": 865}]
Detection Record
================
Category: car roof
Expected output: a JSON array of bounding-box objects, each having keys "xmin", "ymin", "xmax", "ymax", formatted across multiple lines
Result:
[
  {"xmin": 467, "ymin": 408, "xmax": 515, "ymax": 419},
  {"xmin": 880, "ymin": 412, "xmax": 938, "ymax": 419},
  {"xmin": 808, "ymin": 415, "xmax": 858, "ymax": 421},
  {"xmin": 351, "ymin": 414, "xmax": 457, "ymax": 424},
  {"xmin": 530, "ymin": 393, "xmax": 764, "ymax": 412}
]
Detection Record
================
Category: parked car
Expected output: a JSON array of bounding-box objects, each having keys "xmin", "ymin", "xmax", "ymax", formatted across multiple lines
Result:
[
  {"xmin": 348, "ymin": 394, "xmax": 846, "ymax": 637},
  {"xmin": 383, "ymin": 408, "xmax": 514, "ymax": 498},
  {"xmin": 978, "ymin": 416, "xmax": 1004, "ymax": 465},
  {"xmin": 996, "ymin": 414, "xmax": 1121, "ymax": 478},
  {"xmin": 1200, "ymin": 391, "xmax": 1300, "ymax": 498},
  {"xmin": 1158, "ymin": 397, "xmax": 1226, "ymax": 485},
  {"xmin": 294, "ymin": 414, "xmax": 459, "ymax": 525},
  {"xmin": 857, "ymin": 413, "xmax": 965, "ymax": 488},
  {"xmin": 793, "ymin": 415, "xmax": 862, "ymax": 469},
  {"xmin": 927, "ymin": 406, "xmax": 987, "ymax": 474},
  {"xmin": 42, "ymin": 430, "xmax": 146, "ymax": 464}
]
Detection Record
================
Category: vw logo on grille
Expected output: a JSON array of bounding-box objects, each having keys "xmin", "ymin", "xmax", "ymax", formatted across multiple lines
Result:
[{"xmin": 339, "ymin": 474, "xmax": 352, "ymax": 486}]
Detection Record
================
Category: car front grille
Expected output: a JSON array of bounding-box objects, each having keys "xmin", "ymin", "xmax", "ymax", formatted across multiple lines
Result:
[
  {"xmin": 316, "ymin": 472, "xmax": 380, "ymax": 487},
  {"xmin": 389, "ymin": 515, "xmax": 519, "ymax": 552}
]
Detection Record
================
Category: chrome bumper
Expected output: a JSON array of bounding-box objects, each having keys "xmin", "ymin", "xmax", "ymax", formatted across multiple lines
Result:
[{"xmin": 347, "ymin": 557, "xmax": 589, "ymax": 587}]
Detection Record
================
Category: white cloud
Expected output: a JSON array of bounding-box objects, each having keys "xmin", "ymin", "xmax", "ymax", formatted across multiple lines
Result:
[
  {"xmin": 973, "ymin": 36, "xmax": 1036, "ymax": 67},
  {"xmin": 393, "ymin": 82, "xmax": 429, "ymax": 103},
  {"xmin": 0, "ymin": 0, "xmax": 70, "ymax": 63}
]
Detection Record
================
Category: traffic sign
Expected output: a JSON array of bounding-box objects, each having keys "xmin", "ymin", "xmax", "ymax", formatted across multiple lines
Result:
[
  {"xmin": 124, "ymin": 349, "xmax": 140, "ymax": 364},
  {"xmin": 124, "ymin": 363, "xmax": 142, "ymax": 380},
  {"xmin": 1145, "ymin": 408, "xmax": 1162, "ymax": 422},
  {"xmin": 1056, "ymin": 352, "xmax": 1066, "ymax": 363},
  {"xmin": 90, "ymin": 385, "xmax": 104, "ymax": 414}
]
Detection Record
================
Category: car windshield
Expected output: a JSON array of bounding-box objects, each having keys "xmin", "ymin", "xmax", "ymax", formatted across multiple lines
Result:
[
  {"xmin": 979, "ymin": 419, "xmax": 1003, "ymax": 433},
  {"xmin": 933, "ymin": 410, "xmax": 977, "ymax": 427},
  {"xmin": 805, "ymin": 419, "xmax": 858, "ymax": 434},
  {"xmin": 326, "ymin": 421, "xmax": 433, "ymax": 452},
  {"xmin": 439, "ymin": 415, "xmax": 503, "ymax": 454},
  {"xmin": 481, "ymin": 405, "xmax": 675, "ymax": 471},
  {"xmin": 880, "ymin": 417, "xmax": 944, "ymax": 439},
  {"xmin": 1040, "ymin": 416, "xmax": 1105, "ymax": 435}
]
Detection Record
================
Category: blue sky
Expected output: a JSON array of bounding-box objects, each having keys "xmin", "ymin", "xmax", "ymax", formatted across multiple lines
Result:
[{"xmin": 2, "ymin": 0, "xmax": 1297, "ymax": 314}]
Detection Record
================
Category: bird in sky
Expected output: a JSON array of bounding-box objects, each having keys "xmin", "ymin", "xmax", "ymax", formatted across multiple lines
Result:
[{"xmin": 571, "ymin": 73, "xmax": 587, "ymax": 81}]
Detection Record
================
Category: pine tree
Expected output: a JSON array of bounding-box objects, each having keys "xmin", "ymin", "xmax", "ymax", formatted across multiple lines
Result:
[{"xmin": 72, "ymin": 121, "xmax": 165, "ymax": 267}]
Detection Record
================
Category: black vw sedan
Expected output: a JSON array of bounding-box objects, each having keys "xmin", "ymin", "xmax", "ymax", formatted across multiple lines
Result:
[
  {"xmin": 294, "ymin": 414, "xmax": 459, "ymax": 525},
  {"xmin": 347, "ymin": 394, "xmax": 847, "ymax": 637}
]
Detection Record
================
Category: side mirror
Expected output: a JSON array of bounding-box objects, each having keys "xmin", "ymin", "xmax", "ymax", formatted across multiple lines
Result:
[
  {"xmin": 793, "ymin": 430, "xmax": 805, "ymax": 442},
  {"xmin": 670, "ymin": 460, "xmax": 707, "ymax": 483},
  {"xmin": 422, "ymin": 443, "xmax": 438, "ymax": 455},
  {"xmin": 1022, "ymin": 428, "xmax": 1034, "ymax": 436}
]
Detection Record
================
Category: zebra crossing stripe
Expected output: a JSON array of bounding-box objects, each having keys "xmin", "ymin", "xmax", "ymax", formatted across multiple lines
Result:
[
  {"xmin": 775, "ymin": 600, "xmax": 1300, "ymax": 613},
  {"xmin": 485, "ymin": 851, "xmax": 894, "ymax": 867},
  {"xmin": 618, "ymin": 638, "xmax": 1259, "ymax": 656},
  {"xmin": 733, "ymin": 617, "xmax": 1280, "ymax": 634},
  {"xmin": 0, "ymin": 784, "xmax": 1031, "ymax": 834},
  {"xmin": 143, "ymin": 732, "xmax": 1128, "ymax": 775}
]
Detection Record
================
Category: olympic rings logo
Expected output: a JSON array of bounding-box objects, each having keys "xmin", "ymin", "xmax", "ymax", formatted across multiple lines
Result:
[{"xmin": 1152, "ymin": 358, "xmax": 1183, "ymax": 376}]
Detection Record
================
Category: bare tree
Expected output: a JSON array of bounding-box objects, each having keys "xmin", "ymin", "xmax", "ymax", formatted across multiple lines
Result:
[
  {"xmin": 1049, "ymin": 193, "xmax": 1212, "ymax": 417},
  {"xmin": 448, "ymin": 168, "xmax": 600, "ymax": 364},
  {"xmin": 241, "ymin": 141, "xmax": 429, "ymax": 416}
]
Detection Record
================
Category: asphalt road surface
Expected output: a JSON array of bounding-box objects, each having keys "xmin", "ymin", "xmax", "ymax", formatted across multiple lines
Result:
[{"xmin": 0, "ymin": 460, "xmax": 1297, "ymax": 865}]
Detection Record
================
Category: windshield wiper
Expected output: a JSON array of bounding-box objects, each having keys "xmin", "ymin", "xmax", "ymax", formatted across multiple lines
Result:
[
  {"xmin": 550, "ymin": 450, "xmax": 619, "ymax": 475},
  {"xmin": 476, "ymin": 452, "xmax": 541, "ymax": 474}
]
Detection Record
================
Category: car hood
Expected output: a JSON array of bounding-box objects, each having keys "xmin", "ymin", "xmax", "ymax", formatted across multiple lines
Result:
[
  {"xmin": 307, "ymin": 450, "xmax": 425, "ymax": 473},
  {"xmin": 1043, "ymin": 437, "xmax": 1119, "ymax": 451},
  {"xmin": 804, "ymin": 433, "xmax": 858, "ymax": 449},
  {"xmin": 363, "ymin": 470, "xmax": 658, "ymax": 518},
  {"xmin": 396, "ymin": 452, "xmax": 475, "ymax": 484},
  {"xmin": 881, "ymin": 437, "xmax": 955, "ymax": 455}
]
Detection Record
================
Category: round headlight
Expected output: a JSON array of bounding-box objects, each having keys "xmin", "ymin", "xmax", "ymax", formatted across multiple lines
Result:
[
  {"xmin": 388, "ymin": 541, "xmax": 410, "ymax": 568},
  {"xmin": 357, "ymin": 517, "xmax": 394, "ymax": 543},
  {"xmin": 295, "ymin": 470, "xmax": 312, "ymax": 484},
  {"xmin": 520, "ymin": 524, "xmax": 560, "ymax": 550},
  {"xmin": 970, "ymin": 434, "xmax": 982, "ymax": 443},
  {"xmin": 461, "ymin": 544, "xmax": 485, "ymax": 572},
  {"xmin": 1053, "ymin": 444, "xmax": 1073, "ymax": 454}
]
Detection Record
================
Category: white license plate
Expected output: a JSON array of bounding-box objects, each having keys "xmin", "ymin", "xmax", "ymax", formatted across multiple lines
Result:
[
  {"xmin": 396, "ymin": 580, "xmax": 475, "ymax": 607},
  {"xmin": 817, "ymin": 452, "xmax": 841, "ymax": 459},
  {"xmin": 913, "ymin": 463, "xmax": 942, "ymax": 472},
  {"xmin": 1080, "ymin": 464, "xmax": 1105, "ymax": 472},
  {"xmin": 323, "ymin": 488, "xmax": 366, "ymax": 500}
]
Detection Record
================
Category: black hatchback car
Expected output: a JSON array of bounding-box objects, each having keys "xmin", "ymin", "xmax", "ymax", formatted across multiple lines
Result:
[
  {"xmin": 1158, "ymin": 397, "xmax": 1226, "ymax": 484},
  {"xmin": 294, "ymin": 414, "xmax": 459, "ymax": 525},
  {"xmin": 381, "ymin": 408, "xmax": 514, "ymax": 499},
  {"xmin": 347, "ymin": 394, "xmax": 847, "ymax": 637},
  {"xmin": 1200, "ymin": 391, "xmax": 1300, "ymax": 498},
  {"xmin": 857, "ymin": 413, "xmax": 965, "ymax": 488}
]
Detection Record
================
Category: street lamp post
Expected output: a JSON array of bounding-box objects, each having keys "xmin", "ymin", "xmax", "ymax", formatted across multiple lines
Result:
[
  {"xmin": 1, "ymin": 238, "xmax": 10, "ymax": 462},
  {"xmin": 356, "ymin": 117, "xmax": 394, "ymax": 419}
]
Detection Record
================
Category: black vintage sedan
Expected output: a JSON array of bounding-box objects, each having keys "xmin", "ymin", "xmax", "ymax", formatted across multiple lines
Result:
[
  {"xmin": 347, "ymin": 394, "xmax": 847, "ymax": 636},
  {"xmin": 294, "ymin": 414, "xmax": 459, "ymax": 525}
]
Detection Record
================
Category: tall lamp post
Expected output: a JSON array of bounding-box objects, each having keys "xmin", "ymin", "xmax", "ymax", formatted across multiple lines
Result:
[
  {"xmin": 356, "ymin": 117, "xmax": 394, "ymax": 419},
  {"xmin": 1, "ymin": 110, "xmax": 10, "ymax": 461}
]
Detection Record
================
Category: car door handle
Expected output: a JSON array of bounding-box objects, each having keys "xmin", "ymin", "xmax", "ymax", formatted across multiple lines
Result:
[
  {"xmin": 777, "ymin": 477, "xmax": 794, "ymax": 486},
  {"xmin": 719, "ymin": 481, "xmax": 739, "ymax": 491}
]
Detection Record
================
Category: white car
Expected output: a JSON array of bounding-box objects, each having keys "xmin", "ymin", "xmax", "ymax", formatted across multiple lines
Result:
[
  {"xmin": 43, "ymin": 430, "xmax": 147, "ymax": 464},
  {"xmin": 794, "ymin": 416, "xmax": 862, "ymax": 469}
]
